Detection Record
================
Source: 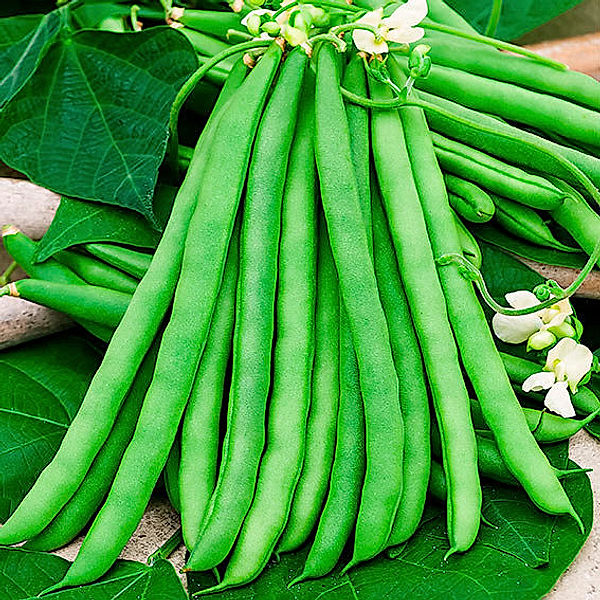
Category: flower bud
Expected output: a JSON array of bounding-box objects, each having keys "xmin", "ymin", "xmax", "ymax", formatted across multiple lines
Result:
[
  {"xmin": 527, "ymin": 330, "xmax": 556, "ymax": 351},
  {"xmin": 246, "ymin": 13, "xmax": 262, "ymax": 36},
  {"xmin": 282, "ymin": 24, "xmax": 308, "ymax": 47},
  {"xmin": 261, "ymin": 20, "xmax": 281, "ymax": 36},
  {"xmin": 308, "ymin": 6, "xmax": 328, "ymax": 26},
  {"xmin": 548, "ymin": 321, "xmax": 577, "ymax": 340}
]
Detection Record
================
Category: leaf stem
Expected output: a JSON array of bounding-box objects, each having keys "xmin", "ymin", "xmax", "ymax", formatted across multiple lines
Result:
[
  {"xmin": 147, "ymin": 528, "xmax": 183, "ymax": 565},
  {"xmin": 484, "ymin": 0, "xmax": 503, "ymax": 37},
  {"xmin": 0, "ymin": 261, "xmax": 17, "ymax": 286}
]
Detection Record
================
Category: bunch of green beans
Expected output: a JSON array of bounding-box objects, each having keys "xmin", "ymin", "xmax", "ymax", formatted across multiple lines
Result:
[{"xmin": 2, "ymin": 1, "xmax": 599, "ymax": 594}]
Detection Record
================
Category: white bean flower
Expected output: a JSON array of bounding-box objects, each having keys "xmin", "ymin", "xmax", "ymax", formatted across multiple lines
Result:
[
  {"xmin": 492, "ymin": 290, "xmax": 574, "ymax": 349},
  {"xmin": 522, "ymin": 338, "xmax": 593, "ymax": 418},
  {"xmin": 352, "ymin": 0, "xmax": 428, "ymax": 55}
]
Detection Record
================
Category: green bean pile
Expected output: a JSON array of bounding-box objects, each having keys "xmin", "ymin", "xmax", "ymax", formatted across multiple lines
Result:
[{"xmin": 1, "ymin": 0, "xmax": 600, "ymax": 594}]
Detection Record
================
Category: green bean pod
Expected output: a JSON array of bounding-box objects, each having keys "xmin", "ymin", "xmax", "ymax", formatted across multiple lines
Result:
[
  {"xmin": 417, "ymin": 88, "xmax": 600, "ymax": 192},
  {"xmin": 291, "ymin": 57, "xmax": 369, "ymax": 584},
  {"xmin": 453, "ymin": 211, "xmax": 482, "ymax": 269},
  {"xmin": 316, "ymin": 44, "xmax": 403, "ymax": 570},
  {"xmin": 84, "ymin": 243, "xmax": 151, "ymax": 280},
  {"xmin": 1, "ymin": 279, "xmax": 129, "ymax": 328},
  {"xmin": 55, "ymin": 249, "xmax": 139, "ymax": 294},
  {"xmin": 433, "ymin": 133, "xmax": 566, "ymax": 210},
  {"xmin": 179, "ymin": 223, "xmax": 239, "ymax": 549},
  {"xmin": 423, "ymin": 31, "xmax": 600, "ymax": 110},
  {"xmin": 1, "ymin": 226, "xmax": 112, "ymax": 340},
  {"xmin": 425, "ymin": 0, "xmax": 478, "ymax": 32},
  {"xmin": 0, "ymin": 56, "xmax": 255, "ymax": 550},
  {"xmin": 398, "ymin": 99, "xmax": 582, "ymax": 530},
  {"xmin": 492, "ymin": 195, "xmax": 579, "ymax": 252},
  {"xmin": 550, "ymin": 180, "xmax": 600, "ymax": 268},
  {"xmin": 185, "ymin": 48, "xmax": 304, "ymax": 575},
  {"xmin": 372, "ymin": 187, "xmax": 431, "ymax": 549},
  {"xmin": 445, "ymin": 174, "xmax": 495, "ymax": 223},
  {"xmin": 404, "ymin": 58, "xmax": 600, "ymax": 148},
  {"xmin": 370, "ymin": 79, "xmax": 479, "ymax": 556},
  {"xmin": 206, "ymin": 68, "xmax": 316, "ymax": 593},
  {"xmin": 41, "ymin": 47, "xmax": 283, "ymax": 591},
  {"xmin": 500, "ymin": 352, "xmax": 600, "ymax": 416},
  {"xmin": 470, "ymin": 398, "xmax": 598, "ymax": 444},
  {"xmin": 178, "ymin": 29, "xmax": 233, "ymax": 67},
  {"xmin": 24, "ymin": 343, "xmax": 158, "ymax": 551},
  {"xmin": 176, "ymin": 9, "xmax": 244, "ymax": 41},
  {"xmin": 277, "ymin": 215, "xmax": 340, "ymax": 555}
]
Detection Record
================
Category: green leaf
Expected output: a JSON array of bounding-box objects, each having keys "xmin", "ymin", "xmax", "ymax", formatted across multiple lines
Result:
[
  {"xmin": 473, "ymin": 225, "xmax": 587, "ymax": 270},
  {"xmin": 35, "ymin": 183, "xmax": 176, "ymax": 261},
  {"xmin": 445, "ymin": 0, "xmax": 587, "ymax": 41},
  {"xmin": 0, "ymin": 10, "xmax": 65, "ymax": 109},
  {"xmin": 0, "ymin": 26, "xmax": 196, "ymax": 221},
  {"xmin": 188, "ymin": 467, "xmax": 592, "ymax": 599},
  {"xmin": 0, "ymin": 333, "xmax": 101, "ymax": 522},
  {"xmin": 37, "ymin": 559, "xmax": 188, "ymax": 600},
  {"xmin": 0, "ymin": 552, "xmax": 186, "ymax": 600},
  {"xmin": 0, "ymin": 548, "xmax": 69, "ymax": 599}
]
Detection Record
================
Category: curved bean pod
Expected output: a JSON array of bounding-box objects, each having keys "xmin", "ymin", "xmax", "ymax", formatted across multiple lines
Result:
[
  {"xmin": 84, "ymin": 243, "xmax": 152, "ymax": 280},
  {"xmin": 445, "ymin": 174, "xmax": 495, "ymax": 223}
]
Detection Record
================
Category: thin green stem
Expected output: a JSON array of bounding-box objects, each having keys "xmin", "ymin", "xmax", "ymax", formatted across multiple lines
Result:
[
  {"xmin": 272, "ymin": 0, "xmax": 362, "ymax": 19},
  {"xmin": 0, "ymin": 261, "xmax": 17, "ymax": 286},
  {"xmin": 167, "ymin": 39, "xmax": 273, "ymax": 166},
  {"xmin": 484, "ymin": 0, "xmax": 503, "ymax": 37},
  {"xmin": 438, "ymin": 239, "xmax": 600, "ymax": 316},
  {"xmin": 421, "ymin": 20, "xmax": 566, "ymax": 71},
  {"xmin": 308, "ymin": 32, "xmax": 347, "ymax": 52},
  {"xmin": 147, "ymin": 528, "xmax": 183, "ymax": 565},
  {"xmin": 330, "ymin": 22, "xmax": 378, "ymax": 37}
]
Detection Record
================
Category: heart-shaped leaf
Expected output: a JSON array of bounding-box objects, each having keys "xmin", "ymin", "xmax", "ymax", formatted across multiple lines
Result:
[
  {"xmin": 0, "ymin": 333, "xmax": 101, "ymax": 522},
  {"xmin": 0, "ymin": 26, "xmax": 197, "ymax": 222}
]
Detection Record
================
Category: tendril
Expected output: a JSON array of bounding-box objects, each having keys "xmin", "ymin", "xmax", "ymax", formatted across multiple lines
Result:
[{"xmin": 437, "ymin": 239, "xmax": 600, "ymax": 316}]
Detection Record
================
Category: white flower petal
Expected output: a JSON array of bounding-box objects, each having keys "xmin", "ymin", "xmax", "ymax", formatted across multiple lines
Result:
[
  {"xmin": 492, "ymin": 313, "xmax": 543, "ymax": 344},
  {"xmin": 358, "ymin": 8, "xmax": 384, "ymax": 26},
  {"xmin": 545, "ymin": 337, "xmax": 578, "ymax": 370},
  {"xmin": 522, "ymin": 371, "xmax": 556, "ymax": 393},
  {"xmin": 353, "ymin": 29, "xmax": 387, "ymax": 54},
  {"xmin": 385, "ymin": 0, "xmax": 428, "ymax": 28},
  {"xmin": 505, "ymin": 290, "xmax": 541, "ymax": 311},
  {"xmin": 563, "ymin": 344, "xmax": 593, "ymax": 391},
  {"xmin": 387, "ymin": 25, "xmax": 425, "ymax": 44},
  {"xmin": 544, "ymin": 382, "xmax": 576, "ymax": 418},
  {"xmin": 544, "ymin": 312, "xmax": 569, "ymax": 330}
]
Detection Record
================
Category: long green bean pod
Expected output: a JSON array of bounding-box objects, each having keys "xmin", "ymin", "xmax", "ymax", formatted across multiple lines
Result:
[
  {"xmin": 445, "ymin": 174, "xmax": 495, "ymax": 223},
  {"xmin": 316, "ymin": 44, "xmax": 403, "ymax": 571},
  {"xmin": 1, "ymin": 226, "xmax": 112, "ymax": 340},
  {"xmin": 402, "ymin": 58, "xmax": 600, "ymax": 147},
  {"xmin": 370, "ymin": 79, "xmax": 480, "ymax": 557},
  {"xmin": 185, "ymin": 47, "xmax": 303, "ymax": 575},
  {"xmin": 84, "ymin": 243, "xmax": 152, "ymax": 280},
  {"xmin": 43, "ymin": 45, "xmax": 283, "ymax": 590},
  {"xmin": 398, "ymin": 100, "xmax": 582, "ymax": 531},
  {"xmin": 1, "ymin": 279, "xmax": 129, "ymax": 328},
  {"xmin": 433, "ymin": 133, "xmax": 566, "ymax": 210},
  {"xmin": 179, "ymin": 222, "xmax": 239, "ymax": 548}
]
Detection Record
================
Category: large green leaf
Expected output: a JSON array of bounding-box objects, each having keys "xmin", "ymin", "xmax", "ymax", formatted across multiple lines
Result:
[
  {"xmin": 35, "ymin": 183, "xmax": 176, "ymax": 261},
  {"xmin": 0, "ymin": 548, "xmax": 68, "ymax": 599},
  {"xmin": 0, "ymin": 26, "xmax": 196, "ymax": 222},
  {"xmin": 0, "ymin": 551, "xmax": 186, "ymax": 600},
  {"xmin": 188, "ymin": 463, "xmax": 592, "ymax": 599},
  {"xmin": 0, "ymin": 333, "xmax": 101, "ymax": 522},
  {"xmin": 445, "ymin": 0, "xmax": 587, "ymax": 40},
  {"xmin": 0, "ymin": 10, "xmax": 65, "ymax": 108}
]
